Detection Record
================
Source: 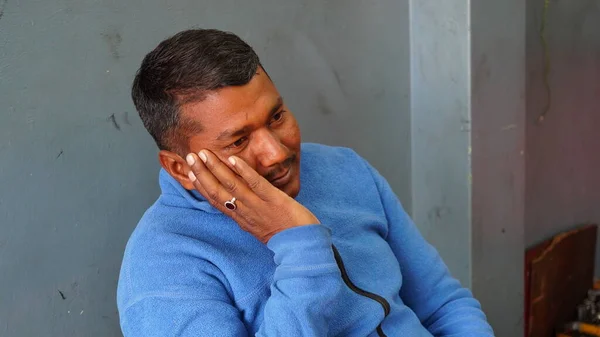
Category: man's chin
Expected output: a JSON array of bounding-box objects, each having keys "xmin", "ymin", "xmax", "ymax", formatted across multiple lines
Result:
[
  {"xmin": 283, "ymin": 179, "xmax": 300, "ymax": 198},
  {"xmin": 278, "ymin": 167, "xmax": 301, "ymax": 198},
  {"xmin": 269, "ymin": 157, "xmax": 300, "ymax": 197}
]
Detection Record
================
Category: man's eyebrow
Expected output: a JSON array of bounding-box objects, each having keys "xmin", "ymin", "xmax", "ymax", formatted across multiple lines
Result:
[
  {"xmin": 215, "ymin": 97, "xmax": 284, "ymax": 142},
  {"xmin": 216, "ymin": 126, "xmax": 250, "ymax": 141},
  {"xmin": 269, "ymin": 97, "xmax": 284, "ymax": 116}
]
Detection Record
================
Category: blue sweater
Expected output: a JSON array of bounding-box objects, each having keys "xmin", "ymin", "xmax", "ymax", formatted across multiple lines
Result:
[{"xmin": 117, "ymin": 143, "xmax": 494, "ymax": 337}]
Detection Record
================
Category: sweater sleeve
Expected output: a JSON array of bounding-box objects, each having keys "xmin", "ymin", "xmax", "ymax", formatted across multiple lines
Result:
[
  {"xmin": 362, "ymin": 158, "xmax": 495, "ymax": 336},
  {"xmin": 119, "ymin": 225, "xmax": 341, "ymax": 337}
]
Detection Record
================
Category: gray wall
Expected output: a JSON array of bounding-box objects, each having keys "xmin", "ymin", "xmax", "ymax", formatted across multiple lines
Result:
[
  {"xmin": 410, "ymin": 0, "xmax": 472, "ymax": 288},
  {"xmin": 410, "ymin": 1, "xmax": 526, "ymax": 335},
  {"xmin": 470, "ymin": 1, "xmax": 526, "ymax": 336},
  {"xmin": 0, "ymin": 1, "xmax": 410, "ymax": 336},
  {"xmin": 525, "ymin": 0, "xmax": 600, "ymax": 263}
]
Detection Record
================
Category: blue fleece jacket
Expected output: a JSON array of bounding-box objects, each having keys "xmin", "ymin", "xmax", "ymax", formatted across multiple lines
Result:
[{"xmin": 117, "ymin": 143, "xmax": 494, "ymax": 337}]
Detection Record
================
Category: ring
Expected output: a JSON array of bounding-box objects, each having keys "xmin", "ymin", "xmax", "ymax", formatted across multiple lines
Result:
[{"xmin": 224, "ymin": 197, "xmax": 237, "ymax": 211}]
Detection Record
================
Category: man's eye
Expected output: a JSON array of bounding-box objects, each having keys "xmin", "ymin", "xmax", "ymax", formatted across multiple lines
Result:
[
  {"xmin": 230, "ymin": 137, "xmax": 247, "ymax": 148},
  {"xmin": 271, "ymin": 111, "xmax": 285, "ymax": 123}
]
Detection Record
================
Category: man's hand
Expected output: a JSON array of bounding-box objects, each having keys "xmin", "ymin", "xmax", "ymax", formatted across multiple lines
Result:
[{"xmin": 186, "ymin": 150, "xmax": 320, "ymax": 243}]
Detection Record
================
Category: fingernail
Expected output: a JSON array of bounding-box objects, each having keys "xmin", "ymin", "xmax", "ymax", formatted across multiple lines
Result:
[
  {"xmin": 228, "ymin": 156, "xmax": 236, "ymax": 166},
  {"xmin": 187, "ymin": 171, "xmax": 196, "ymax": 182},
  {"xmin": 186, "ymin": 154, "xmax": 195, "ymax": 166},
  {"xmin": 198, "ymin": 151, "xmax": 207, "ymax": 163}
]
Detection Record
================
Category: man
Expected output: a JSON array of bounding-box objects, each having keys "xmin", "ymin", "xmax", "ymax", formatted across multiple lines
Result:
[{"xmin": 117, "ymin": 29, "xmax": 494, "ymax": 337}]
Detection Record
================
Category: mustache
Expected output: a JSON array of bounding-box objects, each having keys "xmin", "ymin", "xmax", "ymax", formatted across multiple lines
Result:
[{"xmin": 264, "ymin": 154, "xmax": 296, "ymax": 181}]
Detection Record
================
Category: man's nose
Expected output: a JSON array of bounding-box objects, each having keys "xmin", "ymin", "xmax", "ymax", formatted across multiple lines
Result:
[{"xmin": 253, "ymin": 129, "xmax": 288, "ymax": 168}]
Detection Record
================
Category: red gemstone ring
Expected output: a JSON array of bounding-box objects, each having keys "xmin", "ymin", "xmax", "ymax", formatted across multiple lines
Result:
[{"xmin": 224, "ymin": 197, "xmax": 237, "ymax": 211}]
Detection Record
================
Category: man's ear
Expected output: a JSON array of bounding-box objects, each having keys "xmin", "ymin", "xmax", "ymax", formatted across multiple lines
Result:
[{"xmin": 158, "ymin": 150, "xmax": 195, "ymax": 190}]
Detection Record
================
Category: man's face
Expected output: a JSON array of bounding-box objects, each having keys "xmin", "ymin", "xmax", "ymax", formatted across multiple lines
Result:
[{"xmin": 178, "ymin": 68, "xmax": 302, "ymax": 198}]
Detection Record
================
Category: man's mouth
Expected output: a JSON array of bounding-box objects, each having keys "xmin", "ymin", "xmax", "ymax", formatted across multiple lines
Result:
[
  {"xmin": 269, "ymin": 167, "xmax": 292, "ymax": 187},
  {"xmin": 266, "ymin": 155, "xmax": 296, "ymax": 187}
]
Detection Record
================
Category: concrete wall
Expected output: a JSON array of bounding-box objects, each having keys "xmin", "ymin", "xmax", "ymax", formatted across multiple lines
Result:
[
  {"xmin": 525, "ymin": 0, "xmax": 600, "ymax": 265},
  {"xmin": 0, "ymin": 0, "xmax": 410, "ymax": 336},
  {"xmin": 470, "ymin": 1, "xmax": 526, "ymax": 335},
  {"xmin": 410, "ymin": 0, "xmax": 472, "ymax": 288},
  {"xmin": 410, "ymin": 1, "xmax": 526, "ymax": 335}
]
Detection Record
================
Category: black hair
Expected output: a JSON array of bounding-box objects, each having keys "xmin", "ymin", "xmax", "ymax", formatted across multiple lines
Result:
[{"xmin": 131, "ymin": 29, "xmax": 260, "ymax": 153}]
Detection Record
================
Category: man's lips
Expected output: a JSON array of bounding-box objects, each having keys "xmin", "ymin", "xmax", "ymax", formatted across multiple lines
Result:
[
  {"xmin": 264, "ymin": 154, "xmax": 296, "ymax": 187},
  {"xmin": 268, "ymin": 167, "xmax": 292, "ymax": 187}
]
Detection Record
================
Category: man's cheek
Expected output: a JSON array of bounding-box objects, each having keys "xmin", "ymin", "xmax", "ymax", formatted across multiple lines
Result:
[
  {"xmin": 238, "ymin": 155, "xmax": 259, "ymax": 173},
  {"xmin": 282, "ymin": 126, "xmax": 301, "ymax": 150}
]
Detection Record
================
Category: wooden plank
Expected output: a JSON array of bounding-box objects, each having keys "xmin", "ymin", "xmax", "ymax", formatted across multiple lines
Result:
[
  {"xmin": 526, "ymin": 224, "xmax": 597, "ymax": 337},
  {"xmin": 526, "ymin": 238, "xmax": 553, "ymax": 336}
]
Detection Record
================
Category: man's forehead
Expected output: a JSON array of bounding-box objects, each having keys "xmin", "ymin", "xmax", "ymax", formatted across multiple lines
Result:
[
  {"xmin": 215, "ymin": 97, "xmax": 284, "ymax": 139},
  {"xmin": 181, "ymin": 80, "xmax": 281, "ymax": 140},
  {"xmin": 182, "ymin": 92, "xmax": 281, "ymax": 126}
]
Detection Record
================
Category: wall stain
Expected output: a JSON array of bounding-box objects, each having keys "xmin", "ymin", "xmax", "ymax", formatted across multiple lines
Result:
[
  {"xmin": 58, "ymin": 290, "xmax": 66, "ymax": 300},
  {"xmin": 316, "ymin": 94, "xmax": 333, "ymax": 115},
  {"xmin": 108, "ymin": 113, "xmax": 121, "ymax": 131},
  {"xmin": 460, "ymin": 117, "xmax": 471, "ymax": 132},
  {"xmin": 428, "ymin": 206, "xmax": 452, "ymax": 222},
  {"xmin": 0, "ymin": 0, "xmax": 7, "ymax": 21},
  {"xmin": 332, "ymin": 68, "xmax": 342, "ymax": 87},
  {"xmin": 473, "ymin": 54, "xmax": 491, "ymax": 95},
  {"xmin": 331, "ymin": 68, "xmax": 347, "ymax": 96},
  {"xmin": 537, "ymin": 0, "xmax": 551, "ymax": 123},
  {"xmin": 123, "ymin": 111, "xmax": 131, "ymax": 125},
  {"xmin": 101, "ymin": 30, "xmax": 122, "ymax": 60},
  {"xmin": 56, "ymin": 149, "xmax": 63, "ymax": 159}
]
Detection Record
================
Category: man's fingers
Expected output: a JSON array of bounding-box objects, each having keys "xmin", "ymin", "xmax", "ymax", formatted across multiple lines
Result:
[
  {"xmin": 189, "ymin": 172, "xmax": 248, "ymax": 222},
  {"xmin": 186, "ymin": 153, "xmax": 230, "ymax": 207},
  {"xmin": 228, "ymin": 156, "xmax": 272, "ymax": 199},
  {"xmin": 188, "ymin": 171, "xmax": 223, "ymax": 209},
  {"xmin": 197, "ymin": 150, "xmax": 254, "ymax": 198}
]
